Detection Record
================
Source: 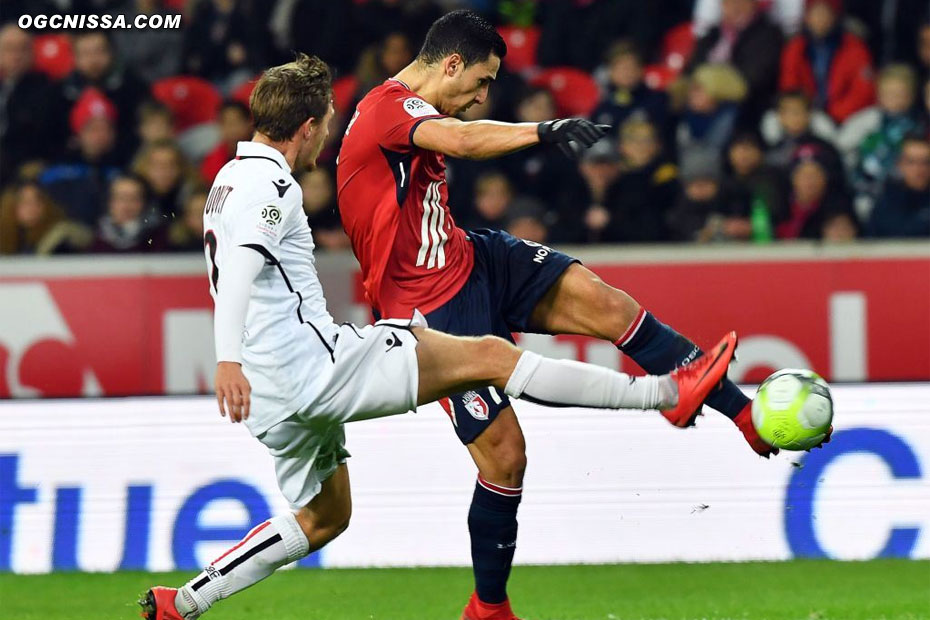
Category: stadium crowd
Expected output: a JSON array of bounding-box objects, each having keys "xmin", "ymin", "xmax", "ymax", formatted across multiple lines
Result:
[{"xmin": 1, "ymin": 0, "xmax": 929, "ymax": 255}]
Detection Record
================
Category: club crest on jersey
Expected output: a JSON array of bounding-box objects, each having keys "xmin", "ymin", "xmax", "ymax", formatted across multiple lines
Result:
[
  {"xmin": 261, "ymin": 206, "xmax": 282, "ymax": 226},
  {"xmin": 462, "ymin": 391, "xmax": 489, "ymax": 421},
  {"xmin": 403, "ymin": 97, "xmax": 439, "ymax": 118}
]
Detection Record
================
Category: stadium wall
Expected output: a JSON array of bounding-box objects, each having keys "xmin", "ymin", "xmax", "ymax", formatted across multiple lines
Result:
[
  {"xmin": 1, "ymin": 242, "xmax": 929, "ymax": 399},
  {"xmin": 1, "ymin": 385, "xmax": 928, "ymax": 573}
]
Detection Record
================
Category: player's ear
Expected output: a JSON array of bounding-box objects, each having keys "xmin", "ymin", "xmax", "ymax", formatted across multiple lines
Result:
[
  {"xmin": 301, "ymin": 116, "xmax": 316, "ymax": 140},
  {"xmin": 444, "ymin": 53, "xmax": 463, "ymax": 78}
]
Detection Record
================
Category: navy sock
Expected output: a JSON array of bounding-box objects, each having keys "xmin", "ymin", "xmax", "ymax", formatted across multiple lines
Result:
[
  {"xmin": 468, "ymin": 477, "xmax": 522, "ymax": 604},
  {"xmin": 617, "ymin": 310, "xmax": 749, "ymax": 419}
]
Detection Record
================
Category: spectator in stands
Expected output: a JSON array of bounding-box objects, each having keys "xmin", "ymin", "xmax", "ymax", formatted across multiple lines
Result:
[
  {"xmin": 762, "ymin": 90, "xmax": 843, "ymax": 171},
  {"xmin": 0, "ymin": 25, "xmax": 66, "ymax": 186},
  {"xmin": 354, "ymin": 31, "xmax": 415, "ymax": 98},
  {"xmin": 92, "ymin": 174, "xmax": 167, "ymax": 252},
  {"xmin": 39, "ymin": 88, "xmax": 122, "ymax": 227},
  {"xmin": 299, "ymin": 167, "xmax": 349, "ymax": 251},
  {"xmin": 167, "ymin": 187, "xmax": 207, "ymax": 252},
  {"xmin": 505, "ymin": 197, "xmax": 550, "ymax": 244},
  {"xmin": 868, "ymin": 135, "xmax": 930, "ymax": 237},
  {"xmin": 590, "ymin": 41, "xmax": 671, "ymax": 142},
  {"xmin": 722, "ymin": 130, "xmax": 789, "ymax": 241},
  {"xmin": 693, "ymin": 0, "xmax": 805, "ymax": 36},
  {"xmin": 687, "ymin": 0, "xmax": 784, "ymax": 126},
  {"xmin": 182, "ymin": 0, "xmax": 265, "ymax": 91},
  {"xmin": 918, "ymin": 21, "xmax": 930, "ymax": 83},
  {"xmin": 676, "ymin": 64, "xmax": 747, "ymax": 164},
  {"xmin": 666, "ymin": 152, "xmax": 738, "ymax": 242},
  {"xmin": 131, "ymin": 139, "xmax": 197, "ymax": 218},
  {"xmin": 464, "ymin": 172, "xmax": 514, "ymax": 231},
  {"xmin": 136, "ymin": 100, "xmax": 175, "ymax": 147},
  {"xmin": 537, "ymin": 0, "xmax": 660, "ymax": 72},
  {"xmin": 62, "ymin": 31, "xmax": 149, "ymax": 159},
  {"xmin": 845, "ymin": 0, "xmax": 929, "ymax": 66},
  {"xmin": 779, "ymin": 0, "xmax": 876, "ymax": 125},
  {"xmin": 778, "ymin": 145, "xmax": 858, "ymax": 239},
  {"xmin": 201, "ymin": 100, "xmax": 252, "ymax": 183},
  {"xmin": 353, "ymin": 0, "xmax": 443, "ymax": 56},
  {"xmin": 0, "ymin": 181, "xmax": 92, "ymax": 255},
  {"xmin": 595, "ymin": 117, "xmax": 678, "ymax": 243},
  {"xmin": 289, "ymin": 0, "xmax": 357, "ymax": 76},
  {"xmin": 839, "ymin": 65, "xmax": 922, "ymax": 211},
  {"xmin": 112, "ymin": 0, "xmax": 183, "ymax": 82},
  {"xmin": 575, "ymin": 139, "xmax": 623, "ymax": 243},
  {"xmin": 500, "ymin": 87, "xmax": 577, "ymax": 212}
]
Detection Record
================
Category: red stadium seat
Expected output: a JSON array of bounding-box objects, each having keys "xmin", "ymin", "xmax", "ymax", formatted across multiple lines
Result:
[
  {"xmin": 332, "ymin": 76, "xmax": 359, "ymax": 116},
  {"xmin": 497, "ymin": 26, "xmax": 540, "ymax": 74},
  {"xmin": 33, "ymin": 34, "xmax": 73, "ymax": 80},
  {"xmin": 152, "ymin": 76, "xmax": 222, "ymax": 131},
  {"xmin": 529, "ymin": 67, "xmax": 601, "ymax": 118},
  {"xmin": 660, "ymin": 22, "xmax": 696, "ymax": 73},
  {"xmin": 231, "ymin": 74, "xmax": 261, "ymax": 108}
]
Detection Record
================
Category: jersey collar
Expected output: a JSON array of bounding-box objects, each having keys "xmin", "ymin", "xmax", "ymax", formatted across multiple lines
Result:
[{"xmin": 235, "ymin": 141, "xmax": 291, "ymax": 172}]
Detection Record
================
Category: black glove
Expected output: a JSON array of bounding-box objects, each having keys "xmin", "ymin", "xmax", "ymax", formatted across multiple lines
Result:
[{"xmin": 537, "ymin": 118, "xmax": 611, "ymax": 160}]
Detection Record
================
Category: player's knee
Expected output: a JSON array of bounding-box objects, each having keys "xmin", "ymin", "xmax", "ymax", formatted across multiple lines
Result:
[
  {"xmin": 482, "ymin": 442, "xmax": 527, "ymax": 487},
  {"xmin": 473, "ymin": 335, "xmax": 520, "ymax": 383},
  {"xmin": 590, "ymin": 279, "xmax": 639, "ymax": 336}
]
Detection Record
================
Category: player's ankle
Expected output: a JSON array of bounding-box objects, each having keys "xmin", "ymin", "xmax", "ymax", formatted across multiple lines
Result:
[
  {"xmin": 175, "ymin": 586, "xmax": 204, "ymax": 618},
  {"xmin": 658, "ymin": 374, "xmax": 678, "ymax": 409}
]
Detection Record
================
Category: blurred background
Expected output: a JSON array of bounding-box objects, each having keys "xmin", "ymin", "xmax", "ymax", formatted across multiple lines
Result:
[{"xmin": 0, "ymin": 0, "xmax": 928, "ymax": 588}]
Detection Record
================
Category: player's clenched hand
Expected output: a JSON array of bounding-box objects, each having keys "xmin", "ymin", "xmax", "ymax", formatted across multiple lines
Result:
[
  {"xmin": 538, "ymin": 118, "xmax": 611, "ymax": 160},
  {"xmin": 215, "ymin": 361, "xmax": 251, "ymax": 423}
]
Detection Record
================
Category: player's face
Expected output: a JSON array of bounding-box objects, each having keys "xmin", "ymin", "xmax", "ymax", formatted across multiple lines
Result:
[
  {"xmin": 441, "ymin": 54, "xmax": 500, "ymax": 116},
  {"xmin": 298, "ymin": 101, "xmax": 335, "ymax": 170}
]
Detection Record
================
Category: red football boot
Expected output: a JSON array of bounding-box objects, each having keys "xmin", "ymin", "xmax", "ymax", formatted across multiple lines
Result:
[
  {"xmin": 660, "ymin": 331, "xmax": 738, "ymax": 428},
  {"xmin": 139, "ymin": 586, "xmax": 187, "ymax": 620},
  {"xmin": 462, "ymin": 592, "xmax": 521, "ymax": 620},
  {"xmin": 733, "ymin": 402, "xmax": 779, "ymax": 457}
]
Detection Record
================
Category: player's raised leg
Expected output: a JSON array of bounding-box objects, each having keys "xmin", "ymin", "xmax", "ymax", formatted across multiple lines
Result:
[
  {"xmin": 528, "ymin": 263, "xmax": 777, "ymax": 456},
  {"xmin": 414, "ymin": 327, "xmax": 736, "ymax": 426},
  {"xmin": 140, "ymin": 465, "xmax": 351, "ymax": 620}
]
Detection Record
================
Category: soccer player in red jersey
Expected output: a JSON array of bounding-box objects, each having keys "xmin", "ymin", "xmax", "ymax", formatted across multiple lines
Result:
[{"xmin": 338, "ymin": 10, "xmax": 828, "ymax": 620}]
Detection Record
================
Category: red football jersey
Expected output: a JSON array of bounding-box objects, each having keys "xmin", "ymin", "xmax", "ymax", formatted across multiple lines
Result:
[{"xmin": 337, "ymin": 79, "xmax": 474, "ymax": 317}]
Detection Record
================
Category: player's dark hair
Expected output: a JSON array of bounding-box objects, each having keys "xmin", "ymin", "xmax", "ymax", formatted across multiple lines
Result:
[
  {"xmin": 250, "ymin": 54, "xmax": 332, "ymax": 142},
  {"xmin": 417, "ymin": 10, "xmax": 507, "ymax": 67},
  {"xmin": 777, "ymin": 90, "xmax": 812, "ymax": 110},
  {"xmin": 899, "ymin": 132, "xmax": 930, "ymax": 153}
]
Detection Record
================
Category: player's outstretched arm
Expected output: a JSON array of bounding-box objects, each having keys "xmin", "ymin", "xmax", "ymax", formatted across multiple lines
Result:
[
  {"xmin": 413, "ymin": 117, "xmax": 609, "ymax": 161},
  {"xmin": 213, "ymin": 245, "xmax": 264, "ymax": 423}
]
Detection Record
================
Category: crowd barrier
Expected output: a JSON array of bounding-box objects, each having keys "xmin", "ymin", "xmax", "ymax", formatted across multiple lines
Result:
[{"xmin": 1, "ymin": 242, "xmax": 928, "ymax": 399}]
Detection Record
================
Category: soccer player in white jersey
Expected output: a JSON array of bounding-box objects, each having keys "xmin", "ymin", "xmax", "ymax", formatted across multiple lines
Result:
[{"xmin": 139, "ymin": 54, "xmax": 738, "ymax": 620}]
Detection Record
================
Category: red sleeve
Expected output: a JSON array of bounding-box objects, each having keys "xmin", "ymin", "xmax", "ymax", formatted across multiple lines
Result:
[
  {"xmin": 779, "ymin": 38, "xmax": 807, "ymax": 93},
  {"xmin": 372, "ymin": 90, "xmax": 446, "ymax": 152},
  {"xmin": 828, "ymin": 37, "xmax": 876, "ymax": 124}
]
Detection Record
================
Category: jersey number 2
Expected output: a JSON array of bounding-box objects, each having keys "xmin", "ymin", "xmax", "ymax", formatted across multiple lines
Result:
[{"xmin": 204, "ymin": 230, "xmax": 219, "ymax": 292}]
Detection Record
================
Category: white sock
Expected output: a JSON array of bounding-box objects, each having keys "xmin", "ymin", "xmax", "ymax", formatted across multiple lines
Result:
[
  {"xmin": 503, "ymin": 351, "xmax": 678, "ymax": 410},
  {"xmin": 175, "ymin": 512, "xmax": 310, "ymax": 617}
]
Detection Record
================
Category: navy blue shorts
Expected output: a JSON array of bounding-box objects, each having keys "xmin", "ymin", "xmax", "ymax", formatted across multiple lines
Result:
[{"xmin": 425, "ymin": 229, "xmax": 579, "ymax": 444}]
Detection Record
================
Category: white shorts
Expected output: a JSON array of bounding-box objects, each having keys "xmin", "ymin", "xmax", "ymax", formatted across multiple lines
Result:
[{"xmin": 257, "ymin": 316, "xmax": 422, "ymax": 507}]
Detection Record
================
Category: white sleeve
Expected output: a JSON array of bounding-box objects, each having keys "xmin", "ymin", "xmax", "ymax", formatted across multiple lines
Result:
[{"xmin": 214, "ymin": 245, "xmax": 265, "ymax": 364}]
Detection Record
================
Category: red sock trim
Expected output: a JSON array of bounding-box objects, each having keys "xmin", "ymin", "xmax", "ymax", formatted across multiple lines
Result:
[
  {"xmin": 477, "ymin": 475, "xmax": 523, "ymax": 497},
  {"xmin": 210, "ymin": 520, "xmax": 271, "ymax": 565},
  {"xmin": 615, "ymin": 307, "xmax": 647, "ymax": 348}
]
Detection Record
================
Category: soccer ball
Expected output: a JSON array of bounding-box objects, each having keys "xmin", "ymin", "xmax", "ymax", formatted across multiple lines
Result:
[{"xmin": 751, "ymin": 369, "xmax": 833, "ymax": 451}]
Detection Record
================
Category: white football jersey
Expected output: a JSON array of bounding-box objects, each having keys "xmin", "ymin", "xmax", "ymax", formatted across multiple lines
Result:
[{"xmin": 204, "ymin": 141, "xmax": 338, "ymax": 435}]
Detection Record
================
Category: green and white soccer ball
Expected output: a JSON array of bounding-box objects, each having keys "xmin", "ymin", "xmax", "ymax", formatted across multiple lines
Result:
[{"xmin": 751, "ymin": 369, "xmax": 833, "ymax": 451}]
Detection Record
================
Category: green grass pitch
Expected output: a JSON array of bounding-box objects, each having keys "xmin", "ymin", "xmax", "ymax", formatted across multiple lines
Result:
[{"xmin": 1, "ymin": 560, "xmax": 927, "ymax": 619}]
